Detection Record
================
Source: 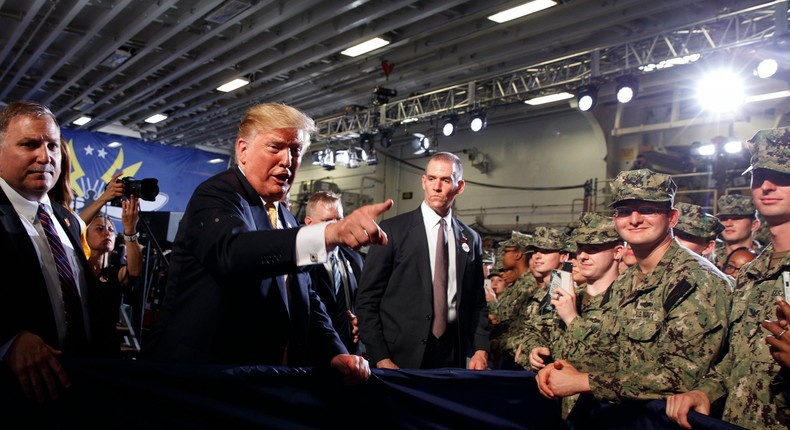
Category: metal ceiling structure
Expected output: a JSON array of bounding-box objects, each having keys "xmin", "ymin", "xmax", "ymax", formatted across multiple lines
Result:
[{"xmin": 0, "ymin": 0, "xmax": 786, "ymax": 152}]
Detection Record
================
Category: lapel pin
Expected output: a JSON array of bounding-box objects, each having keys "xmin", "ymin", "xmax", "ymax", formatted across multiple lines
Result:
[{"xmin": 460, "ymin": 234, "xmax": 470, "ymax": 253}]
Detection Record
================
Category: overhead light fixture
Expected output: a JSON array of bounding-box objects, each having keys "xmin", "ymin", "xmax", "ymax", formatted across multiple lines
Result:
[
  {"xmin": 380, "ymin": 128, "xmax": 394, "ymax": 148},
  {"xmin": 575, "ymin": 85, "xmax": 598, "ymax": 112},
  {"xmin": 524, "ymin": 92, "xmax": 574, "ymax": 106},
  {"xmin": 755, "ymin": 58, "xmax": 779, "ymax": 79},
  {"xmin": 441, "ymin": 114, "xmax": 459, "ymax": 137},
  {"xmin": 341, "ymin": 37, "xmax": 390, "ymax": 57},
  {"xmin": 696, "ymin": 143, "xmax": 716, "ymax": 156},
  {"xmin": 615, "ymin": 75, "xmax": 639, "ymax": 104},
  {"xmin": 208, "ymin": 158, "xmax": 225, "ymax": 164},
  {"xmin": 723, "ymin": 140, "xmax": 743, "ymax": 154},
  {"xmin": 361, "ymin": 146, "xmax": 378, "ymax": 165},
  {"xmin": 469, "ymin": 109, "xmax": 487, "ymax": 132},
  {"xmin": 145, "ymin": 113, "xmax": 168, "ymax": 124},
  {"xmin": 216, "ymin": 78, "xmax": 250, "ymax": 93},
  {"xmin": 488, "ymin": 0, "xmax": 557, "ymax": 23},
  {"xmin": 312, "ymin": 148, "xmax": 335, "ymax": 170},
  {"xmin": 335, "ymin": 146, "xmax": 361, "ymax": 168},
  {"xmin": 107, "ymin": 141, "xmax": 122, "ymax": 148},
  {"xmin": 372, "ymin": 86, "xmax": 397, "ymax": 105},
  {"xmin": 696, "ymin": 70, "xmax": 744, "ymax": 113},
  {"xmin": 360, "ymin": 133, "xmax": 374, "ymax": 148},
  {"xmin": 73, "ymin": 116, "xmax": 92, "ymax": 126},
  {"xmin": 412, "ymin": 133, "xmax": 431, "ymax": 155},
  {"xmin": 639, "ymin": 53, "xmax": 700, "ymax": 72}
]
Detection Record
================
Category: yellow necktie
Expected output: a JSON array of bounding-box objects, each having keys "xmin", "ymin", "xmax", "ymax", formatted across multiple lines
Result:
[{"xmin": 266, "ymin": 202, "xmax": 278, "ymax": 228}]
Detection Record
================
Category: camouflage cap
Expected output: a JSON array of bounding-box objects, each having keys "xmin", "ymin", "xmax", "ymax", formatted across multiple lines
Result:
[
  {"xmin": 489, "ymin": 257, "xmax": 503, "ymax": 277},
  {"xmin": 563, "ymin": 238, "xmax": 578, "ymax": 254},
  {"xmin": 744, "ymin": 126, "xmax": 790, "ymax": 175},
  {"xmin": 715, "ymin": 194, "xmax": 756, "ymax": 218},
  {"xmin": 674, "ymin": 202, "xmax": 724, "ymax": 240},
  {"xmin": 571, "ymin": 212, "xmax": 621, "ymax": 245},
  {"xmin": 608, "ymin": 168, "xmax": 677, "ymax": 207},
  {"xmin": 531, "ymin": 226, "xmax": 568, "ymax": 251},
  {"xmin": 499, "ymin": 231, "xmax": 532, "ymax": 251}
]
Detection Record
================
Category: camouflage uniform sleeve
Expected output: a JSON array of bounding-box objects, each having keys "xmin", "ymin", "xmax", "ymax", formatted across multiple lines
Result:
[
  {"xmin": 587, "ymin": 273, "xmax": 729, "ymax": 403},
  {"xmin": 512, "ymin": 311, "xmax": 557, "ymax": 368},
  {"xmin": 501, "ymin": 291, "xmax": 546, "ymax": 354},
  {"xmin": 555, "ymin": 313, "xmax": 618, "ymax": 373}
]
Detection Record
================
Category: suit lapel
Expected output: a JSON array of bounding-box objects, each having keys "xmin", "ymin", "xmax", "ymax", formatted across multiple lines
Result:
[
  {"xmin": 411, "ymin": 210, "xmax": 433, "ymax": 293},
  {"xmin": 233, "ymin": 168, "xmax": 292, "ymax": 317},
  {"xmin": 452, "ymin": 218, "xmax": 468, "ymax": 301}
]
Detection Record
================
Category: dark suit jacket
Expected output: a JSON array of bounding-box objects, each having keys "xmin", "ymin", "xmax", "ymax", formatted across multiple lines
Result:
[
  {"xmin": 356, "ymin": 206, "xmax": 489, "ymax": 368},
  {"xmin": 309, "ymin": 246, "xmax": 364, "ymax": 353},
  {"xmin": 0, "ymin": 189, "xmax": 119, "ymax": 358},
  {"xmin": 149, "ymin": 167, "xmax": 346, "ymax": 366}
]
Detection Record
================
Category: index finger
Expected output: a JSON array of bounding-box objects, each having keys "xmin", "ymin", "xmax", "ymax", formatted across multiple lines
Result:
[{"xmin": 361, "ymin": 199, "xmax": 393, "ymax": 219}]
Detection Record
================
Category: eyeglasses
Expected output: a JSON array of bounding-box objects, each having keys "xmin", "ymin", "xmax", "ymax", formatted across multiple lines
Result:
[
  {"xmin": 722, "ymin": 263, "xmax": 741, "ymax": 274},
  {"xmin": 612, "ymin": 206, "xmax": 668, "ymax": 217}
]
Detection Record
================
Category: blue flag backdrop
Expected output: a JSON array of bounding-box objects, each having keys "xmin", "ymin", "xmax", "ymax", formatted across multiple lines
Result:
[{"xmin": 62, "ymin": 129, "xmax": 229, "ymax": 219}]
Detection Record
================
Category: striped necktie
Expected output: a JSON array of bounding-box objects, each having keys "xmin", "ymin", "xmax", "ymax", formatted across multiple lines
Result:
[{"xmin": 37, "ymin": 204, "xmax": 87, "ymax": 350}]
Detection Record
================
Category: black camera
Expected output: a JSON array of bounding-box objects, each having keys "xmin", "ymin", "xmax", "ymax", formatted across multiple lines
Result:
[{"xmin": 110, "ymin": 177, "xmax": 160, "ymax": 206}]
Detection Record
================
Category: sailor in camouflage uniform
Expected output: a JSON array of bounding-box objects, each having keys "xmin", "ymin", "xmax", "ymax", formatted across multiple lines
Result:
[
  {"xmin": 537, "ymin": 169, "xmax": 732, "ymax": 420},
  {"xmin": 528, "ymin": 212, "xmax": 624, "ymax": 419},
  {"xmin": 673, "ymin": 202, "xmax": 725, "ymax": 265},
  {"xmin": 501, "ymin": 226, "xmax": 568, "ymax": 361},
  {"xmin": 488, "ymin": 231, "xmax": 538, "ymax": 368},
  {"xmin": 714, "ymin": 194, "xmax": 763, "ymax": 269},
  {"xmin": 514, "ymin": 212, "xmax": 622, "ymax": 372},
  {"xmin": 667, "ymin": 126, "xmax": 790, "ymax": 429}
]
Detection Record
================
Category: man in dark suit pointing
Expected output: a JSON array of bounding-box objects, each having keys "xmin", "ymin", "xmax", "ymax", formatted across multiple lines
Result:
[
  {"xmin": 356, "ymin": 152, "xmax": 489, "ymax": 369},
  {"xmin": 149, "ymin": 103, "xmax": 391, "ymax": 384}
]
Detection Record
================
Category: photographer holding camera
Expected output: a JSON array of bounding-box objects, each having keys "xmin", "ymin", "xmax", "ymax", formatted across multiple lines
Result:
[{"xmin": 79, "ymin": 171, "xmax": 126, "ymax": 224}]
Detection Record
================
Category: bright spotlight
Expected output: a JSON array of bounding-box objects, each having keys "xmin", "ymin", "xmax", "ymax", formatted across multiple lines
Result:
[
  {"xmin": 755, "ymin": 59, "xmax": 778, "ymax": 79},
  {"xmin": 441, "ymin": 114, "xmax": 459, "ymax": 137},
  {"xmin": 469, "ymin": 109, "xmax": 487, "ymax": 132},
  {"xmin": 723, "ymin": 140, "xmax": 743, "ymax": 154},
  {"xmin": 616, "ymin": 75, "xmax": 639, "ymax": 104},
  {"xmin": 576, "ymin": 85, "xmax": 598, "ymax": 112},
  {"xmin": 696, "ymin": 143, "xmax": 716, "ymax": 156},
  {"xmin": 696, "ymin": 71, "xmax": 744, "ymax": 112}
]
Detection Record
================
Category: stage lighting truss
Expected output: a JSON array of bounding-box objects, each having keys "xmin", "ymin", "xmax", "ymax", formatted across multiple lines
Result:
[
  {"xmin": 576, "ymin": 85, "xmax": 598, "ymax": 112},
  {"xmin": 441, "ymin": 114, "xmax": 459, "ymax": 137},
  {"xmin": 615, "ymin": 75, "xmax": 639, "ymax": 104},
  {"xmin": 469, "ymin": 109, "xmax": 487, "ymax": 132}
]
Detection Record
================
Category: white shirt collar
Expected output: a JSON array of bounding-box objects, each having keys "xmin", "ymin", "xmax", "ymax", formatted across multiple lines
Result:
[
  {"xmin": 0, "ymin": 177, "xmax": 50, "ymax": 221},
  {"xmin": 420, "ymin": 201, "xmax": 451, "ymax": 228}
]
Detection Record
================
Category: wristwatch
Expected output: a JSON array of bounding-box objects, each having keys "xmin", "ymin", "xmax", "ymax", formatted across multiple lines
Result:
[{"xmin": 123, "ymin": 232, "xmax": 139, "ymax": 242}]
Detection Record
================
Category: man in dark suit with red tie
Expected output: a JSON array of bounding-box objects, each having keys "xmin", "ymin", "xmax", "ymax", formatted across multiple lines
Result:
[
  {"xmin": 356, "ymin": 152, "xmax": 490, "ymax": 369},
  {"xmin": 0, "ymin": 101, "xmax": 119, "ymax": 404},
  {"xmin": 149, "ymin": 103, "xmax": 391, "ymax": 383},
  {"xmin": 304, "ymin": 191, "xmax": 365, "ymax": 355}
]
